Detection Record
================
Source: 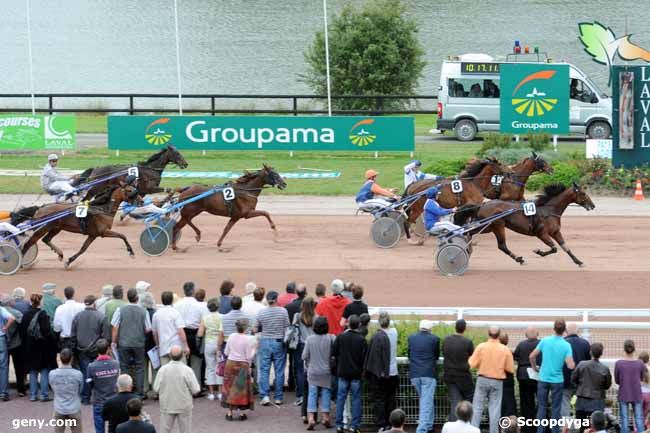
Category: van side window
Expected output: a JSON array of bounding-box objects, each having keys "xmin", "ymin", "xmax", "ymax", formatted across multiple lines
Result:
[
  {"xmin": 570, "ymin": 79, "xmax": 597, "ymax": 103},
  {"xmin": 448, "ymin": 79, "xmax": 500, "ymax": 98}
]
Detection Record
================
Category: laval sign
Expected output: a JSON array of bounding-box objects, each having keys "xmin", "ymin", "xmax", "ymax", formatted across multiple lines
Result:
[{"xmin": 108, "ymin": 116, "xmax": 414, "ymax": 151}]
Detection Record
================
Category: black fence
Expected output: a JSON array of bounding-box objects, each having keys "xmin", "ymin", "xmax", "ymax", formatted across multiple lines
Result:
[{"xmin": 0, "ymin": 93, "xmax": 438, "ymax": 115}]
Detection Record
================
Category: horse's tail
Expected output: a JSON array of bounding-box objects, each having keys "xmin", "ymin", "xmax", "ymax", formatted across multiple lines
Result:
[
  {"xmin": 453, "ymin": 203, "xmax": 481, "ymax": 226},
  {"xmin": 10, "ymin": 205, "xmax": 40, "ymax": 226},
  {"xmin": 71, "ymin": 168, "xmax": 94, "ymax": 187}
]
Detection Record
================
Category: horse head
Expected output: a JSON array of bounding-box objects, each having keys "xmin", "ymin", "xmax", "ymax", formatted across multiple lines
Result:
[
  {"xmin": 262, "ymin": 164, "xmax": 287, "ymax": 190},
  {"xmin": 531, "ymin": 152, "xmax": 553, "ymax": 174},
  {"xmin": 161, "ymin": 145, "xmax": 188, "ymax": 169},
  {"xmin": 484, "ymin": 157, "xmax": 506, "ymax": 176},
  {"xmin": 572, "ymin": 182, "xmax": 595, "ymax": 211}
]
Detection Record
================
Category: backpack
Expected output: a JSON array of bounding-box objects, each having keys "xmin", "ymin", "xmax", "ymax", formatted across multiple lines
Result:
[
  {"xmin": 283, "ymin": 315, "xmax": 301, "ymax": 350},
  {"xmin": 27, "ymin": 310, "xmax": 44, "ymax": 340}
]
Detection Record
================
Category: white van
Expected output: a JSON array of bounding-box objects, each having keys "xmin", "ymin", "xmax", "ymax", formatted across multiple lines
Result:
[{"xmin": 435, "ymin": 53, "xmax": 612, "ymax": 141}]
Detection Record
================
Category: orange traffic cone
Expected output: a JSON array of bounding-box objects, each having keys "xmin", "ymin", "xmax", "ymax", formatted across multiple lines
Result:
[{"xmin": 634, "ymin": 179, "xmax": 645, "ymax": 201}]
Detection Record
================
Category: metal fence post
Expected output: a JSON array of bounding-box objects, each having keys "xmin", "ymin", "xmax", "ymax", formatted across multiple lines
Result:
[
  {"xmin": 48, "ymin": 96, "xmax": 53, "ymax": 114},
  {"xmin": 582, "ymin": 310, "xmax": 591, "ymax": 340},
  {"xmin": 293, "ymin": 97, "xmax": 298, "ymax": 116},
  {"xmin": 211, "ymin": 97, "xmax": 215, "ymax": 116},
  {"xmin": 129, "ymin": 96, "xmax": 134, "ymax": 115}
]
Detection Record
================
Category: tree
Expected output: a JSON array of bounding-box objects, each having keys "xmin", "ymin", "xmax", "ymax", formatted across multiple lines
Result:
[{"xmin": 302, "ymin": 0, "xmax": 426, "ymax": 111}]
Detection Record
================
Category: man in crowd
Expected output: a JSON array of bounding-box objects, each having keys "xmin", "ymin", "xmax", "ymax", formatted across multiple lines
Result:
[
  {"xmin": 11, "ymin": 287, "xmax": 30, "ymax": 314},
  {"xmin": 218, "ymin": 280, "xmax": 235, "ymax": 315},
  {"xmin": 278, "ymin": 281, "xmax": 298, "ymax": 308},
  {"xmin": 222, "ymin": 296, "xmax": 248, "ymax": 338},
  {"xmin": 53, "ymin": 286, "xmax": 85, "ymax": 351},
  {"xmin": 285, "ymin": 284, "xmax": 306, "ymax": 395},
  {"xmin": 116, "ymin": 398, "xmax": 156, "ymax": 433},
  {"xmin": 384, "ymin": 409, "xmax": 407, "ymax": 433},
  {"xmin": 285, "ymin": 283, "xmax": 306, "ymax": 323},
  {"xmin": 571, "ymin": 343, "xmax": 612, "ymax": 432},
  {"xmin": 341, "ymin": 284, "xmax": 368, "ymax": 328},
  {"xmin": 588, "ymin": 411, "xmax": 607, "ymax": 433},
  {"xmin": 408, "ymin": 320, "xmax": 440, "ymax": 433},
  {"xmin": 174, "ymin": 282, "xmax": 205, "ymax": 384},
  {"xmin": 314, "ymin": 284, "xmax": 326, "ymax": 303},
  {"xmin": 1, "ymin": 295, "xmax": 25, "ymax": 398},
  {"xmin": 103, "ymin": 374, "xmax": 139, "ymax": 433},
  {"xmin": 563, "ymin": 323, "xmax": 591, "ymax": 417},
  {"xmin": 315, "ymin": 279, "xmax": 350, "ymax": 336},
  {"xmin": 513, "ymin": 326, "xmax": 541, "ymax": 433},
  {"xmin": 88, "ymin": 339, "xmax": 120, "ymax": 433},
  {"xmin": 443, "ymin": 319, "xmax": 475, "ymax": 421},
  {"xmin": 242, "ymin": 287, "xmax": 266, "ymax": 326},
  {"xmin": 112, "ymin": 288, "xmax": 152, "ymax": 400},
  {"xmin": 42, "ymin": 282, "xmax": 63, "ymax": 325},
  {"xmin": 71, "ymin": 295, "xmax": 106, "ymax": 405},
  {"xmin": 0, "ymin": 303, "xmax": 16, "ymax": 401},
  {"xmin": 469, "ymin": 326, "xmax": 514, "ymax": 433},
  {"xmin": 152, "ymin": 291, "xmax": 189, "ymax": 366},
  {"xmin": 49, "ymin": 348, "xmax": 83, "ymax": 433},
  {"xmin": 333, "ymin": 315, "xmax": 367, "ymax": 433},
  {"xmin": 441, "ymin": 401, "xmax": 480, "ymax": 433},
  {"xmin": 256, "ymin": 291, "xmax": 290, "ymax": 406},
  {"xmin": 96, "ymin": 284, "xmax": 114, "ymax": 314},
  {"xmin": 529, "ymin": 319, "xmax": 575, "ymax": 433},
  {"xmin": 154, "ymin": 345, "xmax": 200, "ymax": 433},
  {"xmin": 104, "ymin": 286, "xmax": 126, "ymax": 338}
]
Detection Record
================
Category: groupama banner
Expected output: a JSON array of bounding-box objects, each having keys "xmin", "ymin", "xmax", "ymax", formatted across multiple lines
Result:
[
  {"xmin": 0, "ymin": 115, "xmax": 76, "ymax": 150},
  {"xmin": 108, "ymin": 115, "xmax": 414, "ymax": 151}
]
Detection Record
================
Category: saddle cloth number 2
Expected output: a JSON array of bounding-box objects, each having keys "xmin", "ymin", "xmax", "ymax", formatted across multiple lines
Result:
[
  {"xmin": 76, "ymin": 204, "xmax": 89, "ymax": 218},
  {"xmin": 222, "ymin": 187, "xmax": 235, "ymax": 201}
]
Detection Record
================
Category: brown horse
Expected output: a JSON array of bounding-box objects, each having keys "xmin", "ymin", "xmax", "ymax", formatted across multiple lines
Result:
[
  {"xmin": 403, "ymin": 158, "xmax": 507, "ymax": 229},
  {"xmin": 171, "ymin": 164, "xmax": 287, "ymax": 251},
  {"xmin": 498, "ymin": 152, "xmax": 553, "ymax": 201},
  {"xmin": 19, "ymin": 183, "xmax": 140, "ymax": 268},
  {"xmin": 475, "ymin": 183, "xmax": 595, "ymax": 266}
]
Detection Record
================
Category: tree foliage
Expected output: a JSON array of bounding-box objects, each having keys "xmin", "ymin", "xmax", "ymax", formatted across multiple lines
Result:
[{"xmin": 302, "ymin": 0, "xmax": 426, "ymax": 111}]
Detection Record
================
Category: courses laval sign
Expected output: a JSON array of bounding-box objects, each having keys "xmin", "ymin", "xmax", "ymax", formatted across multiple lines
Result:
[{"xmin": 108, "ymin": 116, "xmax": 414, "ymax": 151}]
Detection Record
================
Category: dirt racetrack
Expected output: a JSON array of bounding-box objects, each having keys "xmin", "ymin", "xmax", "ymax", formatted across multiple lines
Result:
[{"xmin": 2, "ymin": 211, "xmax": 648, "ymax": 308}]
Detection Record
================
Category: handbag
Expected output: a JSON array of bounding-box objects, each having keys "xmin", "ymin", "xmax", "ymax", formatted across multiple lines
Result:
[{"xmin": 283, "ymin": 315, "xmax": 300, "ymax": 350}]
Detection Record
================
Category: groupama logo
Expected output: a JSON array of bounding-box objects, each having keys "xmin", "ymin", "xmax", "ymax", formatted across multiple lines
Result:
[
  {"xmin": 145, "ymin": 117, "xmax": 172, "ymax": 145},
  {"xmin": 579, "ymin": 21, "xmax": 650, "ymax": 86},
  {"xmin": 349, "ymin": 118, "xmax": 377, "ymax": 147},
  {"xmin": 511, "ymin": 70, "xmax": 559, "ymax": 117}
]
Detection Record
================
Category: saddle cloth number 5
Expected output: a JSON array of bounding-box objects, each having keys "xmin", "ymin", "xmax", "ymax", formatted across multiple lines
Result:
[
  {"xmin": 222, "ymin": 187, "xmax": 236, "ymax": 201},
  {"xmin": 128, "ymin": 167, "xmax": 139, "ymax": 178},
  {"xmin": 523, "ymin": 201, "xmax": 536, "ymax": 216},
  {"xmin": 76, "ymin": 203, "xmax": 89, "ymax": 218}
]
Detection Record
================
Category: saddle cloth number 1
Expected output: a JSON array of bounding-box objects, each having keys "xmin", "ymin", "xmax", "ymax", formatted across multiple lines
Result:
[
  {"xmin": 222, "ymin": 187, "xmax": 236, "ymax": 201},
  {"xmin": 76, "ymin": 203, "xmax": 89, "ymax": 218},
  {"xmin": 523, "ymin": 201, "xmax": 536, "ymax": 216}
]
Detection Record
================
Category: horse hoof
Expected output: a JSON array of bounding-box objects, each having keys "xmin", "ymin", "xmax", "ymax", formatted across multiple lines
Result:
[
  {"xmin": 64, "ymin": 261, "xmax": 71, "ymax": 270},
  {"xmin": 578, "ymin": 262, "xmax": 585, "ymax": 268},
  {"xmin": 218, "ymin": 247, "xmax": 232, "ymax": 253},
  {"xmin": 195, "ymin": 236, "xmax": 201, "ymax": 243},
  {"xmin": 58, "ymin": 255, "xmax": 64, "ymax": 262}
]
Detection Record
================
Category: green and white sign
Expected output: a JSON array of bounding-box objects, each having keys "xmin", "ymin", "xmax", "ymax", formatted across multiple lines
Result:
[
  {"xmin": 500, "ymin": 64, "xmax": 569, "ymax": 134},
  {"xmin": 0, "ymin": 115, "xmax": 76, "ymax": 150},
  {"xmin": 108, "ymin": 115, "xmax": 414, "ymax": 151}
]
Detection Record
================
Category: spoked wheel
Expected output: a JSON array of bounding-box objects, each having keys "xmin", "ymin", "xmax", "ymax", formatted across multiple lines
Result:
[
  {"xmin": 371, "ymin": 216, "xmax": 402, "ymax": 249},
  {"xmin": 139, "ymin": 226, "xmax": 170, "ymax": 257},
  {"xmin": 435, "ymin": 242, "xmax": 470, "ymax": 276},
  {"xmin": 0, "ymin": 243, "xmax": 22, "ymax": 276},
  {"xmin": 386, "ymin": 211, "xmax": 406, "ymax": 238},
  {"xmin": 21, "ymin": 242, "xmax": 39, "ymax": 268}
]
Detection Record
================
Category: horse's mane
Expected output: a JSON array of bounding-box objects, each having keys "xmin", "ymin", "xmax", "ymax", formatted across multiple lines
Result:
[
  {"xmin": 235, "ymin": 170, "xmax": 261, "ymax": 184},
  {"xmin": 10, "ymin": 206, "xmax": 39, "ymax": 226},
  {"xmin": 535, "ymin": 183, "xmax": 567, "ymax": 206},
  {"xmin": 138, "ymin": 147, "xmax": 167, "ymax": 165},
  {"xmin": 90, "ymin": 185, "xmax": 119, "ymax": 206},
  {"xmin": 460, "ymin": 159, "xmax": 491, "ymax": 178}
]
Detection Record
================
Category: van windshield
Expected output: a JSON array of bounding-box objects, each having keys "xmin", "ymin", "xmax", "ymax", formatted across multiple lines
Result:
[{"xmin": 584, "ymin": 75, "xmax": 608, "ymax": 98}]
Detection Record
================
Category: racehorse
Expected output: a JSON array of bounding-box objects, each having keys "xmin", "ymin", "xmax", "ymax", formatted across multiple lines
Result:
[
  {"xmin": 72, "ymin": 145, "xmax": 188, "ymax": 199},
  {"xmin": 18, "ymin": 183, "xmax": 140, "ymax": 269},
  {"xmin": 403, "ymin": 158, "xmax": 507, "ymax": 230},
  {"xmin": 171, "ymin": 164, "xmax": 287, "ymax": 251},
  {"xmin": 498, "ymin": 152, "xmax": 553, "ymax": 201},
  {"xmin": 474, "ymin": 182, "xmax": 595, "ymax": 266}
]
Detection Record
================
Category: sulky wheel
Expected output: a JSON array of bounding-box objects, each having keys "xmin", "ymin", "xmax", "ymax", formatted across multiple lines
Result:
[
  {"xmin": 161, "ymin": 218, "xmax": 182, "ymax": 243},
  {"xmin": 371, "ymin": 216, "xmax": 402, "ymax": 249},
  {"xmin": 16, "ymin": 235, "xmax": 38, "ymax": 268},
  {"xmin": 0, "ymin": 242, "xmax": 22, "ymax": 276},
  {"xmin": 387, "ymin": 211, "xmax": 407, "ymax": 238},
  {"xmin": 139, "ymin": 226, "xmax": 170, "ymax": 257},
  {"xmin": 435, "ymin": 243, "xmax": 470, "ymax": 276}
]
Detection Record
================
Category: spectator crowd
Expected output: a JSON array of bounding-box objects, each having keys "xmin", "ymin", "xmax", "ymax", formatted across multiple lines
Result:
[{"xmin": 0, "ymin": 281, "xmax": 649, "ymax": 433}]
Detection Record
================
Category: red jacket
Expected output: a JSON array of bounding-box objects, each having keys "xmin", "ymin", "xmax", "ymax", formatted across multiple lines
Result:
[
  {"xmin": 315, "ymin": 295, "xmax": 351, "ymax": 335},
  {"xmin": 277, "ymin": 293, "xmax": 298, "ymax": 308}
]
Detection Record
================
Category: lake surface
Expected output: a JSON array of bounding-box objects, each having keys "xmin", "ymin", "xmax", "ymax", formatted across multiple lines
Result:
[{"xmin": 1, "ymin": 0, "xmax": 648, "ymax": 110}]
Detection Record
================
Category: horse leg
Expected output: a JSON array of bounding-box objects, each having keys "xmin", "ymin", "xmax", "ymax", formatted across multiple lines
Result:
[
  {"xmin": 187, "ymin": 220, "xmax": 202, "ymax": 243},
  {"xmin": 100, "ymin": 229, "xmax": 136, "ymax": 258},
  {"xmin": 533, "ymin": 232, "xmax": 558, "ymax": 257},
  {"xmin": 243, "ymin": 210, "xmax": 278, "ymax": 241},
  {"xmin": 42, "ymin": 229, "xmax": 65, "ymax": 262},
  {"xmin": 216, "ymin": 218, "xmax": 239, "ymax": 251},
  {"xmin": 65, "ymin": 236, "xmax": 97, "ymax": 269},
  {"xmin": 493, "ymin": 223, "xmax": 525, "ymax": 265},
  {"xmin": 551, "ymin": 231, "xmax": 584, "ymax": 267}
]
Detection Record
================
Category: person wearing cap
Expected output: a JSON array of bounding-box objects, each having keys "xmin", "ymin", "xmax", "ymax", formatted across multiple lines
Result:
[
  {"xmin": 315, "ymin": 279, "xmax": 350, "ymax": 336},
  {"xmin": 410, "ymin": 185, "xmax": 460, "ymax": 246},
  {"xmin": 404, "ymin": 160, "xmax": 442, "ymax": 190},
  {"xmin": 443, "ymin": 319, "xmax": 475, "ymax": 422},
  {"xmin": 255, "ymin": 290, "xmax": 290, "ymax": 406},
  {"xmin": 408, "ymin": 320, "xmax": 441, "ymax": 433},
  {"xmin": 96, "ymin": 285, "xmax": 114, "ymax": 314},
  {"xmin": 71, "ymin": 295, "xmax": 107, "ymax": 405},
  {"xmin": 355, "ymin": 169, "xmax": 399, "ymax": 210},
  {"xmin": 41, "ymin": 154, "xmax": 75, "ymax": 196},
  {"xmin": 42, "ymin": 283, "xmax": 63, "ymax": 326}
]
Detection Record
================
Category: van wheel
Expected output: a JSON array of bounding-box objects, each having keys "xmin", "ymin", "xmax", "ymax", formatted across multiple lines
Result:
[
  {"xmin": 454, "ymin": 119, "xmax": 477, "ymax": 141},
  {"xmin": 587, "ymin": 121, "xmax": 611, "ymax": 139}
]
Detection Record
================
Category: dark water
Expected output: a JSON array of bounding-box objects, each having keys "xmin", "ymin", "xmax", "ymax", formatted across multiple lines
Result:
[{"xmin": 1, "ymin": 0, "xmax": 648, "ymax": 109}]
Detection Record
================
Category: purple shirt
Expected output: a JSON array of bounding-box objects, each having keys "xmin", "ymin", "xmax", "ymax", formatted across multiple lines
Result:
[{"xmin": 614, "ymin": 359, "xmax": 646, "ymax": 402}]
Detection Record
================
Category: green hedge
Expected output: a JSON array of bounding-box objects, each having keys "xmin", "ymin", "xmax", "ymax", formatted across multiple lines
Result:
[
  {"xmin": 526, "ymin": 161, "xmax": 583, "ymax": 191},
  {"xmin": 422, "ymin": 159, "xmax": 467, "ymax": 177}
]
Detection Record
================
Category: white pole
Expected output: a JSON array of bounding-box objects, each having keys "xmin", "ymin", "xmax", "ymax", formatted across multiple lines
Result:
[
  {"xmin": 173, "ymin": 0, "xmax": 183, "ymax": 115},
  {"xmin": 322, "ymin": 0, "xmax": 332, "ymax": 117},
  {"xmin": 25, "ymin": 0, "xmax": 36, "ymax": 115}
]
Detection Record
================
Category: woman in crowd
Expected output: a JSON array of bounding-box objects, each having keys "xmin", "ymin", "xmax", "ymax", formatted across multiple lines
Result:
[
  {"xmin": 614, "ymin": 339, "xmax": 646, "ymax": 433},
  {"xmin": 500, "ymin": 333, "xmax": 517, "ymax": 417},
  {"xmin": 222, "ymin": 318, "xmax": 256, "ymax": 421},
  {"xmin": 302, "ymin": 316, "xmax": 334, "ymax": 430},
  {"xmin": 19, "ymin": 294, "xmax": 58, "ymax": 402},
  {"xmin": 218, "ymin": 280, "xmax": 235, "ymax": 315},
  {"xmin": 296, "ymin": 297, "xmax": 317, "ymax": 423},
  {"xmin": 141, "ymin": 292, "xmax": 158, "ymax": 399},
  {"xmin": 198, "ymin": 298, "xmax": 222, "ymax": 401}
]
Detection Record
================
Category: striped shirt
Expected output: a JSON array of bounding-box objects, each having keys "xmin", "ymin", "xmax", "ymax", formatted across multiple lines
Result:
[
  {"xmin": 221, "ymin": 309, "xmax": 249, "ymax": 339},
  {"xmin": 255, "ymin": 306, "xmax": 290, "ymax": 339}
]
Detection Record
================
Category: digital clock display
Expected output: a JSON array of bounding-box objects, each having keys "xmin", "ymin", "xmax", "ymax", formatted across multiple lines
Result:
[{"xmin": 461, "ymin": 62, "xmax": 500, "ymax": 74}]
